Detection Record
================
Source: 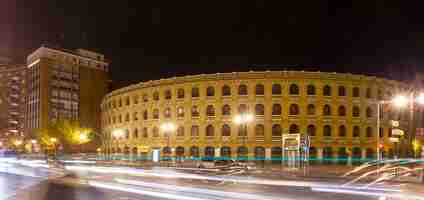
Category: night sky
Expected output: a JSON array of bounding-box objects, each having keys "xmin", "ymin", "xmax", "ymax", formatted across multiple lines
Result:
[{"xmin": 2, "ymin": 1, "xmax": 424, "ymax": 88}]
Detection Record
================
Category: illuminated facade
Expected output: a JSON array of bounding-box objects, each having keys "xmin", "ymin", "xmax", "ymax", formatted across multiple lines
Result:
[
  {"xmin": 101, "ymin": 71, "xmax": 413, "ymax": 161},
  {"xmin": 26, "ymin": 45, "xmax": 109, "ymax": 139}
]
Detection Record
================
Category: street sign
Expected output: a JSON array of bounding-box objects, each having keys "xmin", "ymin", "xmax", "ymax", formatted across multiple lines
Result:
[
  {"xmin": 389, "ymin": 137, "xmax": 399, "ymax": 143},
  {"xmin": 391, "ymin": 120, "xmax": 399, "ymax": 127},
  {"xmin": 392, "ymin": 129, "xmax": 404, "ymax": 136}
]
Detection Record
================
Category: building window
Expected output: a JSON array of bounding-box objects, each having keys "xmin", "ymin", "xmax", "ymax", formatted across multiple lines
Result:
[
  {"xmin": 338, "ymin": 105, "xmax": 346, "ymax": 116},
  {"xmin": 238, "ymin": 84, "xmax": 248, "ymax": 95},
  {"xmin": 353, "ymin": 126, "xmax": 360, "ymax": 137},
  {"xmin": 143, "ymin": 128, "xmax": 148, "ymax": 138},
  {"xmin": 133, "ymin": 128, "xmax": 138, "ymax": 139},
  {"xmin": 143, "ymin": 94, "xmax": 148, "ymax": 102},
  {"xmin": 133, "ymin": 95, "xmax": 139, "ymax": 104},
  {"xmin": 366, "ymin": 127, "xmax": 373, "ymax": 137},
  {"xmin": 323, "ymin": 125, "xmax": 332, "ymax": 136},
  {"xmin": 255, "ymin": 104, "xmax": 264, "ymax": 116},
  {"xmin": 289, "ymin": 84, "xmax": 299, "ymax": 95},
  {"xmin": 307, "ymin": 84, "xmax": 316, "ymax": 95},
  {"xmin": 143, "ymin": 110, "xmax": 148, "ymax": 120},
  {"xmin": 289, "ymin": 124, "xmax": 299, "ymax": 134},
  {"xmin": 238, "ymin": 125, "xmax": 247, "ymax": 136},
  {"xmin": 192, "ymin": 87, "xmax": 199, "ymax": 98},
  {"xmin": 307, "ymin": 104, "xmax": 315, "ymax": 115},
  {"xmin": 323, "ymin": 85, "xmax": 331, "ymax": 96},
  {"xmin": 118, "ymin": 115, "xmax": 122, "ymax": 123},
  {"xmin": 153, "ymin": 91, "xmax": 159, "ymax": 101},
  {"xmin": 352, "ymin": 106, "xmax": 360, "ymax": 117},
  {"xmin": 177, "ymin": 126, "xmax": 184, "ymax": 136},
  {"xmin": 307, "ymin": 125, "xmax": 316, "ymax": 136},
  {"xmin": 366, "ymin": 107, "xmax": 373, "ymax": 118},
  {"xmin": 153, "ymin": 109, "xmax": 159, "ymax": 119},
  {"xmin": 272, "ymin": 124, "xmax": 282, "ymax": 136},
  {"xmin": 366, "ymin": 88, "xmax": 372, "ymax": 98},
  {"xmin": 133, "ymin": 112, "xmax": 138, "ymax": 121},
  {"xmin": 289, "ymin": 104, "xmax": 299, "ymax": 115},
  {"xmin": 206, "ymin": 125, "xmax": 214, "ymax": 136},
  {"xmin": 379, "ymin": 127, "xmax": 384, "ymax": 138},
  {"xmin": 164, "ymin": 107, "xmax": 171, "ymax": 118},
  {"xmin": 339, "ymin": 125, "xmax": 346, "ymax": 137},
  {"xmin": 191, "ymin": 125, "xmax": 199, "ymax": 137},
  {"xmin": 125, "ymin": 97, "xmax": 130, "ymax": 105},
  {"xmin": 206, "ymin": 86, "xmax": 215, "ymax": 97},
  {"xmin": 222, "ymin": 104, "xmax": 231, "ymax": 116},
  {"xmin": 125, "ymin": 113, "xmax": 130, "ymax": 122},
  {"xmin": 164, "ymin": 89, "xmax": 172, "ymax": 100},
  {"xmin": 206, "ymin": 105, "xmax": 215, "ymax": 116},
  {"xmin": 191, "ymin": 106, "xmax": 199, "ymax": 117},
  {"xmin": 238, "ymin": 104, "xmax": 248, "ymax": 113},
  {"xmin": 222, "ymin": 85, "xmax": 231, "ymax": 96},
  {"xmin": 177, "ymin": 88, "xmax": 185, "ymax": 99},
  {"xmin": 153, "ymin": 127, "xmax": 159, "ymax": 137},
  {"xmin": 378, "ymin": 89, "xmax": 383, "ymax": 100},
  {"xmin": 323, "ymin": 105, "xmax": 331, "ymax": 116},
  {"xmin": 255, "ymin": 84, "xmax": 264, "ymax": 95},
  {"xmin": 118, "ymin": 99, "xmax": 122, "ymax": 107},
  {"xmin": 353, "ymin": 87, "xmax": 360, "ymax": 97},
  {"xmin": 338, "ymin": 86, "xmax": 346, "ymax": 96},
  {"xmin": 255, "ymin": 124, "xmax": 264, "ymax": 136},
  {"xmin": 222, "ymin": 124, "xmax": 231, "ymax": 136},
  {"xmin": 272, "ymin": 104, "xmax": 282, "ymax": 115},
  {"xmin": 125, "ymin": 129, "xmax": 130, "ymax": 139},
  {"xmin": 272, "ymin": 84, "xmax": 282, "ymax": 95},
  {"xmin": 177, "ymin": 106, "xmax": 184, "ymax": 118}
]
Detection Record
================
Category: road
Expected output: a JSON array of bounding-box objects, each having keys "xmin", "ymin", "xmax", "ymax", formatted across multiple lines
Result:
[{"xmin": 0, "ymin": 159, "xmax": 421, "ymax": 200}]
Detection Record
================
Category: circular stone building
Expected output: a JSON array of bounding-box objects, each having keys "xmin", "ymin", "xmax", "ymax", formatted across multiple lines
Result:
[{"xmin": 100, "ymin": 71, "xmax": 410, "ymax": 162}]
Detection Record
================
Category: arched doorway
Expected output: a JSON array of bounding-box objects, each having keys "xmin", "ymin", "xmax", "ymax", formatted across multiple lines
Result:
[
  {"xmin": 338, "ymin": 147, "xmax": 348, "ymax": 165},
  {"xmin": 309, "ymin": 147, "xmax": 317, "ymax": 164},
  {"xmin": 352, "ymin": 147, "xmax": 362, "ymax": 165},
  {"xmin": 221, "ymin": 146, "xmax": 231, "ymax": 160},
  {"xmin": 323, "ymin": 147, "xmax": 333, "ymax": 164},
  {"xmin": 237, "ymin": 146, "xmax": 248, "ymax": 161},
  {"xmin": 190, "ymin": 146, "xmax": 199, "ymax": 159},
  {"xmin": 271, "ymin": 147, "xmax": 282, "ymax": 164},
  {"xmin": 205, "ymin": 146, "xmax": 215, "ymax": 161}
]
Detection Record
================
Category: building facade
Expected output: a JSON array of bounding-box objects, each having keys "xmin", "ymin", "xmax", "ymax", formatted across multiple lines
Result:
[
  {"xmin": 101, "ymin": 71, "xmax": 412, "ymax": 161},
  {"xmin": 26, "ymin": 45, "xmax": 109, "ymax": 141},
  {"xmin": 0, "ymin": 64, "xmax": 27, "ymax": 140}
]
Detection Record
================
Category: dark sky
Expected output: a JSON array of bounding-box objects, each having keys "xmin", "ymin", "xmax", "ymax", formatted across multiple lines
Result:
[{"xmin": 2, "ymin": 0, "xmax": 424, "ymax": 88}]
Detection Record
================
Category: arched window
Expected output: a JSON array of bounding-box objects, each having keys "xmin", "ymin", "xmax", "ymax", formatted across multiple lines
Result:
[
  {"xmin": 255, "ymin": 147, "xmax": 266, "ymax": 160},
  {"xmin": 307, "ymin": 104, "xmax": 315, "ymax": 115},
  {"xmin": 143, "ymin": 128, "xmax": 148, "ymax": 138},
  {"xmin": 133, "ymin": 95, "xmax": 139, "ymax": 104},
  {"xmin": 255, "ymin": 84, "xmax": 264, "ymax": 95},
  {"xmin": 238, "ymin": 84, "xmax": 248, "ymax": 95},
  {"xmin": 338, "ymin": 105, "xmax": 346, "ymax": 116},
  {"xmin": 307, "ymin": 125, "xmax": 316, "ymax": 136},
  {"xmin": 237, "ymin": 146, "xmax": 248, "ymax": 158},
  {"xmin": 338, "ymin": 125, "xmax": 346, "ymax": 137},
  {"xmin": 190, "ymin": 146, "xmax": 199, "ymax": 157},
  {"xmin": 191, "ymin": 87, "xmax": 199, "ymax": 98},
  {"xmin": 164, "ymin": 107, "xmax": 171, "ymax": 118},
  {"xmin": 272, "ymin": 84, "xmax": 282, "ymax": 95},
  {"xmin": 125, "ymin": 97, "xmax": 130, "ymax": 105},
  {"xmin": 176, "ymin": 146, "xmax": 184, "ymax": 157},
  {"xmin": 289, "ymin": 104, "xmax": 299, "ymax": 115},
  {"xmin": 352, "ymin": 106, "xmax": 360, "ymax": 117},
  {"xmin": 222, "ymin": 104, "xmax": 231, "ymax": 116},
  {"xmin": 255, "ymin": 104, "xmax": 264, "ymax": 116},
  {"xmin": 177, "ymin": 88, "xmax": 185, "ymax": 99},
  {"xmin": 353, "ymin": 87, "xmax": 360, "ymax": 97},
  {"xmin": 323, "ymin": 125, "xmax": 332, "ymax": 136},
  {"xmin": 289, "ymin": 84, "xmax": 299, "ymax": 95},
  {"xmin": 205, "ymin": 147, "xmax": 215, "ymax": 159},
  {"xmin": 152, "ymin": 127, "xmax": 159, "ymax": 137},
  {"xmin": 143, "ymin": 94, "xmax": 148, "ymax": 102},
  {"xmin": 153, "ymin": 109, "xmax": 159, "ymax": 119},
  {"xmin": 378, "ymin": 89, "xmax": 383, "ymax": 100},
  {"xmin": 191, "ymin": 125, "xmax": 199, "ymax": 137},
  {"xmin": 206, "ymin": 86, "xmax": 215, "ymax": 97},
  {"xmin": 222, "ymin": 85, "xmax": 231, "ymax": 96},
  {"xmin": 177, "ymin": 126, "xmax": 184, "ymax": 136},
  {"xmin": 191, "ymin": 106, "xmax": 199, "ymax": 117},
  {"xmin": 307, "ymin": 84, "xmax": 316, "ymax": 95},
  {"xmin": 238, "ymin": 104, "xmax": 248, "ymax": 113},
  {"xmin": 338, "ymin": 86, "xmax": 346, "ymax": 96},
  {"xmin": 323, "ymin": 105, "xmax": 331, "ymax": 116},
  {"xmin": 221, "ymin": 146, "xmax": 231, "ymax": 158},
  {"xmin": 206, "ymin": 125, "xmax": 214, "ymax": 137},
  {"xmin": 272, "ymin": 104, "xmax": 282, "ymax": 115},
  {"xmin": 177, "ymin": 106, "xmax": 184, "ymax": 118},
  {"xmin": 272, "ymin": 124, "xmax": 282, "ymax": 136},
  {"xmin": 255, "ymin": 124, "xmax": 264, "ymax": 136},
  {"xmin": 206, "ymin": 105, "xmax": 215, "ymax": 116},
  {"xmin": 366, "ymin": 107, "xmax": 373, "ymax": 118},
  {"xmin": 289, "ymin": 124, "xmax": 299, "ymax": 134},
  {"xmin": 125, "ymin": 113, "xmax": 130, "ymax": 121},
  {"xmin": 133, "ymin": 112, "xmax": 138, "ymax": 121},
  {"xmin": 118, "ymin": 115, "xmax": 122, "ymax": 123},
  {"xmin": 133, "ymin": 128, "xmax": 138, "ymax": 138},
  {"xmin": 353, "ymin": 126, "xmax": 360, "ymax": 137},
  {"xmin": 143, "ymin": 110, "xmax": 148, "ymax": 120},
  {"xmin": 222, "ymin": 124, "xmax": 231, "ymax": 136},
  {"xmin": 323, "ymin": 85, "xmax": 331, "ymax": 96},
  {"xmin": 153, "ymin": 91, "xmax": 159, "ymax": 101},
  {"xmin": 366, "ymin": 88, "xmax": 372, "ymax": 98},
  {"xmin": 366, "ymin": 127, "xmax": 373, "ymax": 137},
  {"xmin": 164, "ymin": 89, "xmax": 171, "ymax": 100},
  {"xmin": 118, "ymin": 99, "xmax": 122, "ymax": 107}
]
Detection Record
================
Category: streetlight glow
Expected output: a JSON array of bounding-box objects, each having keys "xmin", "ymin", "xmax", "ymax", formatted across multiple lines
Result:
[
  {"xmin": 79, "ymin": 133, "xmax": 88, "ymax": 141},
  {"xmin": 416, "ymin": 93, "xmax": 424, "ymax": 105},
  {"xmin": 50, "ymin": 137, "xmax": 57, "ymax": 143},
  {"xmin": 112, "ymin": 129, "xmax": 124, "ymax": 139},
  {"xmin": 392, "ymin": 95, "xmax": 408, "ymax": 108},
  {"xmin": 15, "ymin": 140, "xmax": 22, "ymax": 146},
  {"xmin": 233, "ymin": 113, "xmax": 253, "ymax": 124},
  {"xmin": 160, "ymin": 122, "xmax": 175, "ymax": 132},
  {"xmin": 31, "ymin": 139, "xmax": 37, "ymax": 144}
]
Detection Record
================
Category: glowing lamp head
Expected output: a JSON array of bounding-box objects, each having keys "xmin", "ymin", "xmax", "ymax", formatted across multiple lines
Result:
[
  {"xmin": 79, "ymin": 133, "xmax": 88, "ymax": 141},
  {"xmin": 416, "ymin": 93, "xmax": 424, "ymax": 105},
  {"xmin": 378, "ymin": 143, "xmax": 384, "ymax": 149},
  {"xmin": 392, "ymin": 95, "xmax": 408, "ymax": 108},
  {"xmin": 50, "ymin": 137, "xmax": 57, "ymax": 143},
  {"xmin": 31, "ymin": 139, "xmax": 37, "ymax": 144},
  {"xmin": 15, "ymin": 140, "xmax": 22, "ymax": 146},
  {"xmin": 233, "ymin": 113, "xmax": 253, "ymax": 124},
  {"xmin": 160, "ymin": 122, "xmax": 175, "ymax": 132},
  {"xmin": 112, "ymin": 129, "xmax": 124, "ymax": 138}
]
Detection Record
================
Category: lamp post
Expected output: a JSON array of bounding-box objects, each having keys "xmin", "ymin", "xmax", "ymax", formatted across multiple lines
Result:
[
  {"xmin": 233, "ymin": 112, "xmax": 253, "ymax": 160},
  {"xmin": 161, "ymin": 122, "xmax": 175, "ymax": 166},
  {"xmin": 50, "ymin": 137, "xmax": 58, "ymax": 160},
  {"xmin": 31, "ymin": 139, "xmax": 37, "ymax": 154}
]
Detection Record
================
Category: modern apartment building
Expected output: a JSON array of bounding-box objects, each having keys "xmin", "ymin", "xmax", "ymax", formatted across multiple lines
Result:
[{"xmin": 26, "ymin": 45, "xmax": 109, "ymax": 140}]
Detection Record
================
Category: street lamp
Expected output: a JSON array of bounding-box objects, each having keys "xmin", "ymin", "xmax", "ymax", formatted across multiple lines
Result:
[
  {"xmin": 112, "ymin": 129, "xmax": 124, "ymax": 139},
  {"xmin": 233, "ymin": 113, "xmax": 253, "ymax": 158},
  {"xmin": 161, "ymin": 122, "xmax": 175, "ymax": 165}
]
